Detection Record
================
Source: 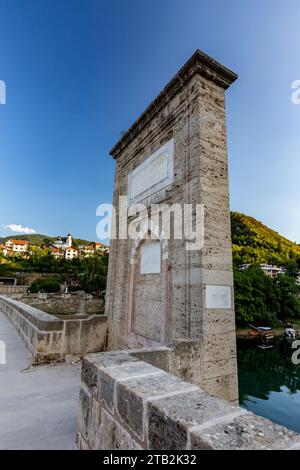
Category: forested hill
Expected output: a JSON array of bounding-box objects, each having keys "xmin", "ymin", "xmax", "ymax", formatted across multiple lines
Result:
[
  {"xmin": 0, "ymin": 234, "xmax": 92, "ymax": 246},
  {"xmin": 1, "ymin": 213, "xmax": 299, "ymax": 266},
  {"xmin": 231, "ymin": 212, "xmax": 300, "ymax": 266}
]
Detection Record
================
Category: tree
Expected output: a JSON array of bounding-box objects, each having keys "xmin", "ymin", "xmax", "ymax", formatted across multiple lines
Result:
[
  {"xmin": 29, "ymin": 277, "xmax": 61, "ymax": 293},
  {"xmin": 234, "ymin": 266, "xmax": 300, "ymax": 324},
  {"xmin": 234, "ymin": 266, "xmax": 278, "ymax": 323},
  {"xmin": 284, "ymin": 261, "xmax": 299, "ymax": 278},
  {"xmin": 274, "ymin": 275, "xmax": 300, "ymax": 319},
  {"xmin": 80, "ymin": 255, "xmax": 108, "ymax": 294}
]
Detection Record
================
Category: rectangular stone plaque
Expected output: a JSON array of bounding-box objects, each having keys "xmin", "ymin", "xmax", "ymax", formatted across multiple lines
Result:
[
  {"xmin": 140, "ymin": 244, "xmax": 161, "ymax": 274},
  {"xmin": 205, "ymin": 285, "xmax": 231, "ymax": 309},
  {"xmin": 127, "ymin": 139, "xmax": 174, "ymax": 205}
]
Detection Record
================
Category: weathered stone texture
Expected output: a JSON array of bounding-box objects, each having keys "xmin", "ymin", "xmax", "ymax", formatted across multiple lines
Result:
[
  {"xmin": 8, "ymin": 292, "xmax": 104, "ymax": 316},
  {"xmin": 0, "ymin": 295, "xmax": 107, "ymax": 363},
  {"xmin": 76, "ymin": 350, "xmax": 300, "ymax": 450}
]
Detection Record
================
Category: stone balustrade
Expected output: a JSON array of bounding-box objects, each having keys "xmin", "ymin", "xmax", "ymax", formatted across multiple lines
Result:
[
  {"xmin": 0, "ymin": 295, "xmax": 107, "ymax": 364},
  {"xmin": 5, "ymin": 291, "xmax": 104, "ymax": 316},
  {"xmin": 0, "ymin": 285, "xmax": 29, "ymax": 295},
  {"xmin": 77, "ymin": 349, "xmax": 300, "ymax": 450}
]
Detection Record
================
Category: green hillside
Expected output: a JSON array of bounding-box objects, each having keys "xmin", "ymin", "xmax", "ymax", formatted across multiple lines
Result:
[
  {"xmin": 231, "ymin": 212, "xmax": 300, "ymax": 266},
  {"xmin": 0, "ymin": 234, "xmax": 92, "ymax": 246},
  {"xmin": 1, "ymin": 213, "xmax": 299, "ymax": 267}
]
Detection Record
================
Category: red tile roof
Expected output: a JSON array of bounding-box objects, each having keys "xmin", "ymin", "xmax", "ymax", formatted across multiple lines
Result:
[{"xmin": 11, "ymin": 240, "xmax": 28, "ymax": 245}]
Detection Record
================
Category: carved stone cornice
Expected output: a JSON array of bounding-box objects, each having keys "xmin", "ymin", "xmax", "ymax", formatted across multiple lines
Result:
[{"xmin": 110, "ymin": 49, "xmax": 238, "ymax": 159}]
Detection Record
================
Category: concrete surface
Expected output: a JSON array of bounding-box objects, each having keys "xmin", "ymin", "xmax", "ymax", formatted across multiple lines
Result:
[{"xmin": 0, "ymin": 310, "xmax": 80, "ymax": 450}]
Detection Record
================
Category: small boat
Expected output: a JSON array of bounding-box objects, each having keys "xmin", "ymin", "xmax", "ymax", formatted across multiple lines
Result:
[
  {"xmin": 258, "ymin": 344, "xmax": 274, "ymax": 350},
  {"xmin": 248, "ymin": 324, "xmax": 274, "ymax": 340},
  {"xmin": 284, "ymin": 324, "xmax": 296, "ymax": 341}
]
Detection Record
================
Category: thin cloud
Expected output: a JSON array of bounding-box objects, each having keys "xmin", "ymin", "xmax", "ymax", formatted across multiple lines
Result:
[{"xmin": 2, "ymin": 224, "xmax": 36, "ymax": 235}]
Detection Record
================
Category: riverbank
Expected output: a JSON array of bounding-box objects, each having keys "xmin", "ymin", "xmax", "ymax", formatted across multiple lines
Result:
[{"xmin": 236, "ymin": 320, "xmax": 300, "ymax": 339}]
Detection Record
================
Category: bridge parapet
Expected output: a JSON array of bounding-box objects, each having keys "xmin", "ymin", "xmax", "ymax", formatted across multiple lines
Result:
[
  {"xmin": 0, "ymin": 296, "xmax": 107, "ymax": 363},
  {"xmin": 77, "ymin": 349, "xmax": 300, "ymax": 450}
]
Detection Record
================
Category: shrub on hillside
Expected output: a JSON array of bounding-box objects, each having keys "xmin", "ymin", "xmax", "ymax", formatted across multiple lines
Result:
[
  {"xmin": 29, "ymin": 277, "xmax": 61, "ymax": 293},
  {"xmin": 234, "ymin": 265, "xmax": 300, "ymax": 324}
]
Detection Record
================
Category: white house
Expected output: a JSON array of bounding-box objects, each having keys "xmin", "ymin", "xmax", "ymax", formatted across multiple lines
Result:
[
  {"xmin": 240, "ymin": 263, "xmax": 286, "ymax": 279},
  {"xmin": 65, "ymin": 246, "xmax": 78, "ymax": 260},
  {"xmin": 4, "ymin": 239, "xmax": 29, "ymax": 254},
  {"xmin": 53, "ymin": 234, "xmax": 73, "ymax": 251}
]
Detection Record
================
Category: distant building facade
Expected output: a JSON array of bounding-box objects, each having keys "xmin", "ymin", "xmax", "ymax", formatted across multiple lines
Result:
[
  {"xmin": 65, "ymin": 246, "xmax": 79, "ymax": 260},
  {"xmin": 1, "ymin": 233, "xmax": 109, "ymax": 260},
  {"xmin": 239, "ymin": 263, "xmax": 297, "ymax": 279},
  {"xmin": 2, "ymin": 239, "xmax": 29, "ymax": 256}
]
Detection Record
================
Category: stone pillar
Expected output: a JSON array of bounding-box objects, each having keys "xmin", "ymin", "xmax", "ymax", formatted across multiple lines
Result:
[{"xmin": 105, "ymin": 50, "xmax": 238, "ymax": 402}]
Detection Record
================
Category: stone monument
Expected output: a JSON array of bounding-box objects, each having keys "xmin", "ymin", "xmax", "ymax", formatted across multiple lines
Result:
[{"xmin": 105, "ymin": 50, "xmax": 238, "ymax": 402}]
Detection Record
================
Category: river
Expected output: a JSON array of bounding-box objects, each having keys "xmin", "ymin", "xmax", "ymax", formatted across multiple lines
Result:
[{"xmin": 237, "ymin": 337, "xmax": 300, "ymax": 434}]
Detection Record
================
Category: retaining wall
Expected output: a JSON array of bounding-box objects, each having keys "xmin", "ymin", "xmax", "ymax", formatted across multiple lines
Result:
[
  {"xmin": 77, "ymin": 349, "xmax": 300, "ymax": 450},
  {"xmin": 0, "ymin": 285, "xmax": 29, "ymax": 295},
  {"xmin": 3, "ymin": 292, "xmax": 104, "ymax": 316},
  {"xmin": 0, "ymin": 296, "xmax": 108, "ymax": 363}
]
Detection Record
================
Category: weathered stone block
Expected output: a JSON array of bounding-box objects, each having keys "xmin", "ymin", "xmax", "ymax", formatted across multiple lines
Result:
[
  {"xmin": 168, "ymin": 340, "xmax": 203, "ymax": 386},
  {"xmin": 98, "ymin": 369, "xmax": 115, "ymax": 412},
  {"xmin": 130, "ymin": 348, "xmax": 170, "ymax": 372},
  {"xmin": 116, "ymin": 372, "xmax": 197, "ymax": 440},
  {"xmin": 86, "ymin": 351, "xmax": 139, "ymax": 370},
  {"xmin": 77, "ymin": 386, "xmax": 92, "ymax": 440},
  {"xmin": 79, "ymin": 316, "xmax": 107, "ymax": 354},
  {"xmin": 98, "ymin": 408, "xmax": 143, "ymax": 450},
  {"xmin": 51, "ymin": 332, "xmax": 63, "ymax": 352},
  {"xmin": 36, "ymin": 331, "xmax": 51, "ymax": 353},
  {"xmin": 116, "ymin": 381, "xmax": 145, "ymax": 439},
  {"xmin": 189, "ymin": 413, "xmax": 300, "ymax": 450},
  {"xmin": 81, "ymin": 357, "xmax": 99, "ymax": 394},
  {"xmin": 76, "ymin": 431, "xmax": 90, "ymax": 450},
  {"xmin": 203, "ymin": 373, "xmax": 239, "ymax": 402},
  {"xmin": 147, "ymin": 389, "xmax": 238, "ymax": 450}
]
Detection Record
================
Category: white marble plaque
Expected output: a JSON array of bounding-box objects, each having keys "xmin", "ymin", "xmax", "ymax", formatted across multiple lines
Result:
[
  {"xmin": 131, "ymin": 151, "xmax": 168, "ymax": 199},
  {"xmin": 127, "ymin": 139, "xmax": 174, "ymax": 205},
  {"xmin": 205, "ymin": 285, "xmax": 231, "ymax": 309},
  {"xmin": 140, "ymin": 244, "xmax": 161, "ymax": 274}
]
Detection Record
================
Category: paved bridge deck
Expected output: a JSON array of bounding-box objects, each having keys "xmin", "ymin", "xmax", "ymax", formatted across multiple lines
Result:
[{"xmin": 0, "ymin": 311, "xmax": 81, "ymax": 450}]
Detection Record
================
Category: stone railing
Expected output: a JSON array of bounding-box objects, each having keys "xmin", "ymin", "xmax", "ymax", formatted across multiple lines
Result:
[
  {"xmin": 5, "ymin": 291, "xmax": 104, "ymax": 316},
  {"xmin": 77, "ymin": 349, "xmax": 300, "ymax": 450},
  {"xmin": 0, "ymin": 285, "xmax": 29, "ymax": 295},
  {"xmin": 0, "ymin": 296, "xmax": 107, "ymax": 364}
]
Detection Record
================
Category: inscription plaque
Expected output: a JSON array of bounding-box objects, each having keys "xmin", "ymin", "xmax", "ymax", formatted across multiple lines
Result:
[
  {"xmin": 127, "ymin": 139, "xmax": 173, "ymax": 205},
  {"xmin": 140, "ymin": 243, "xmax": 161, "ymax": 274},
  {"xmin": 205, "ymin": 285, "xmax": 232, "ymax": 309}
]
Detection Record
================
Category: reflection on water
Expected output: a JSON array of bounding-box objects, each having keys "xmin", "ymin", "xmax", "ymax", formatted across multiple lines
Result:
[{"xmin": 237, "ymin": 337, "xmax": 300, "ymax": 434}]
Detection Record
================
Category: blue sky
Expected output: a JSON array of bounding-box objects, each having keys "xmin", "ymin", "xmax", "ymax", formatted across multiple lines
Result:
[{"xmin": 0, "ymin": 0, "xmax": 299, "ymax": 242}]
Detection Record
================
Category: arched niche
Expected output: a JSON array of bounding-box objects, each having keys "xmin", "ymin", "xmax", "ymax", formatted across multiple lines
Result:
[{"xmin": 126, "ymin": 227, "xmax": 170, "ymax": 348}]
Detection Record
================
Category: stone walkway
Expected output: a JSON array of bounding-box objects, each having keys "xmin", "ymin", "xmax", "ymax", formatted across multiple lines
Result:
[{"xmin": 0, "ymin": 311, "xmax": 81, "ymax": 450}]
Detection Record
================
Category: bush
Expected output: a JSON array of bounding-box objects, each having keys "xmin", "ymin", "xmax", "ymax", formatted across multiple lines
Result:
[
  {"xmin": 234, "ymin": 266, "xmax": 300, "ymax": 324},
  {"xmin": 29, "ymin": 277, "xmax": 61, "ymax": 293}
]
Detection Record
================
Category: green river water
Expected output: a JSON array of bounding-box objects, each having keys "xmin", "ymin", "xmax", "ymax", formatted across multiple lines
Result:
[{"xmin": 237, "ymin": 337, "xmax": 300, "ymax": 434}]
